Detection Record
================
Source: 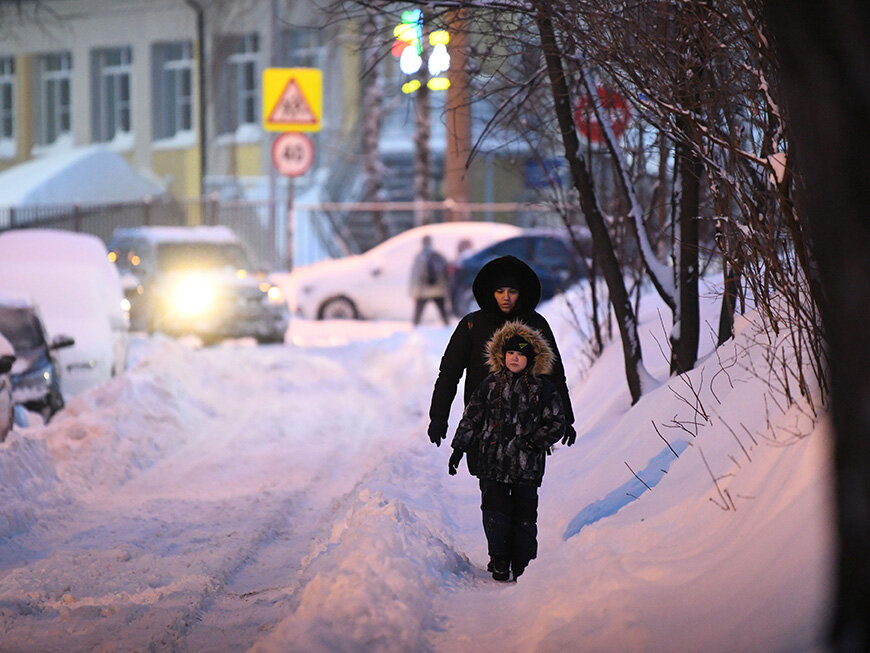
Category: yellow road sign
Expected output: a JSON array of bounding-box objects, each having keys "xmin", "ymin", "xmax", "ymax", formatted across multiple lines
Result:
[{"xmin": 262, "ymin": 68, "xmax": 322, "ymax": 132}]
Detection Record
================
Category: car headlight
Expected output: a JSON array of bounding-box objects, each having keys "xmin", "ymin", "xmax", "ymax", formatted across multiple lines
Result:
[
  {"xmin": 263, "ymin": 283, "xmax": 285, "ymax": 305},
  {"xmin": 171, "ymin": 277, "xmax": 216, "ymax": 317}
]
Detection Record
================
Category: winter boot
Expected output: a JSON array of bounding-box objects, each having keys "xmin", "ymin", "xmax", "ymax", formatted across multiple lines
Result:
[{"xmin": 491, "ymin": 557, "xmax": 510, "ymax": 582}]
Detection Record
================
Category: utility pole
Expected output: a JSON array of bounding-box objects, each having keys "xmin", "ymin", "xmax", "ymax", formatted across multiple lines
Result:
[{"xmin": 443, "ymin": 8, "xmax": 471, "ymax": 222}]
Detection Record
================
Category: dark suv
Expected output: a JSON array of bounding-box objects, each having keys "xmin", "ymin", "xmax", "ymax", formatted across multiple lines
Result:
[
  {"xmin": 448, "ymin": 228, "xmax": 592, "ymax": 316},
  {"xmin": 0, "ymin": 301, "xmax": 73, "ymax": 421},
  {"xmin": 108, "ymin": 226, "xmax": 289, "ymax": 344}
]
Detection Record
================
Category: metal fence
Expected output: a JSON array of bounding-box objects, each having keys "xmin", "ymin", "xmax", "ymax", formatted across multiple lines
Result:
[{"xmin": 0, "ymin": 198, "xmax": 568, "ymax": 271}]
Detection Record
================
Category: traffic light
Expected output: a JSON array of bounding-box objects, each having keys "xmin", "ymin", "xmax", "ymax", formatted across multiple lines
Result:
[{"xmin": 391, "ymin": 9, "xmax": 450, "ymax": 94}]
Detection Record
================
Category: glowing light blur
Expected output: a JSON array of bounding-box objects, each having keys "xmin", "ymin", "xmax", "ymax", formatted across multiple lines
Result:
[{"xmin": 172, "ymin": 278, "xmax": 215, "ymax": 317}]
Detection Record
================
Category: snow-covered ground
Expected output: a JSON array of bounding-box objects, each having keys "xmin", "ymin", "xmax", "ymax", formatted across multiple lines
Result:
[{"xmin": 0, "ymin": 285, "xmax": 833, "ymax": 652}]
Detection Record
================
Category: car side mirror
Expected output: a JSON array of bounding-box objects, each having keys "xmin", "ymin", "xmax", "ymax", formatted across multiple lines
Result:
[
  {"xmin": 0, "ymin": 354, "xmax": 14, "ymax": 374},
  {"xmin": 50, "ymin": 335, "xmax": 76, "ymax": 350}
]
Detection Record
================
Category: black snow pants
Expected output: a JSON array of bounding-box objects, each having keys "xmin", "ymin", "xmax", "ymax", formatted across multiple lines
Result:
[{"xmin": 479, "ymin": 479, "xmax": 539, "ymax": 575}]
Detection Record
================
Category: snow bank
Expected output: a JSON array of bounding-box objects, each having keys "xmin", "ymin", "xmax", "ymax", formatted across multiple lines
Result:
[{"xmin": 0, "ymin": 282, "xmax": 833, "ymax": 652}]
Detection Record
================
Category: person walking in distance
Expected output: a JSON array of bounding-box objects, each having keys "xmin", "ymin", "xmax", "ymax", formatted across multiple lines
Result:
[{"xmin": 409, "ymin": 235, "xmax": 450, "ymax": 326}]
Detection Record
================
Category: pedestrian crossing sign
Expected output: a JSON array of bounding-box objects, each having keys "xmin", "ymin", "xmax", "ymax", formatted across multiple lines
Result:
[{"xmin": 262, "ymin": 68, "xmax": 322, "ymax": 132}]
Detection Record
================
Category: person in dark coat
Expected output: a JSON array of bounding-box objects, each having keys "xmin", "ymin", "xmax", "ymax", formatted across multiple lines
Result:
[
  {"xmin": 409, "ymin": 235, "xmax": 450, "ymax": 326},
  {"xmin": 448, "ymin": 320, "xmax": 567, "ymax": 581},
  {"xmin": 427, "ymin": 255, "xmax": 576, "ymax": 460}
]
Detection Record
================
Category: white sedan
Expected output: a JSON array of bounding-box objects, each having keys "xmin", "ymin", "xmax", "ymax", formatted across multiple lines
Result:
[{"xmin": 281, "ymin": 222, "xmax": 522, "ymax": 321}]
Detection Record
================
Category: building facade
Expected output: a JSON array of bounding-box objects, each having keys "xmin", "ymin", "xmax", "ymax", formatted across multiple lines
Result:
[{"xmin": 0, "ymin": 0, "xmax": 353, "ymax": 200}]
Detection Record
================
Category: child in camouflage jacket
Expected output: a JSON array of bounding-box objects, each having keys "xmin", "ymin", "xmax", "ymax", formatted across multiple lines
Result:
[{"xmin": 448, "ymin": 320, "xmax": 567, "ymax": 581}]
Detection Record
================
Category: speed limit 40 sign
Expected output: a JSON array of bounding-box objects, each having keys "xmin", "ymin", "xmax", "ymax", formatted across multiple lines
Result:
[{"xmin": 272, "ymin": 132, "xmax": 314, "ymax": 177}]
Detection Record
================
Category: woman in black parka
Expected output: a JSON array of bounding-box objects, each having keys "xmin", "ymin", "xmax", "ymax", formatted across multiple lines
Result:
[{"xmin": 427, "ymin": 255, "xmax": 576, "ymax": 471}]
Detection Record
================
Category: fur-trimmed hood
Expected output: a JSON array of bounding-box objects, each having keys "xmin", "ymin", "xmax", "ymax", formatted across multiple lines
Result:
[{"xmin": 485, "ymin": 320, "xmax": 555, "ymax": 376}]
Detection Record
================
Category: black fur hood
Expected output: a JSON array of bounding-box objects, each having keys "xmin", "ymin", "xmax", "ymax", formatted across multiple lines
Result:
[
  {"xmin": 471, "ymin": 255, "xmax": 541, "ymax": 314},
  {"xmin": 484, "ymin": 320, "xmax": 555, "ymax": 376}
]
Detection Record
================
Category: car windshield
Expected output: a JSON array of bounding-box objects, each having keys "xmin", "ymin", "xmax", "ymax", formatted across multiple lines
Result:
[
  {"xmin": 156, "ymin": 242, "xmax": 251, "ymax": 272},
  {"xmin": 0, "ymin": 307, "xmax": 44, "ymax": 350}
]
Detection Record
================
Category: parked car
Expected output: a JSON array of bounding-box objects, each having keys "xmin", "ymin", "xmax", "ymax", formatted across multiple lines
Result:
[
  {"xmin": 0, "ymin": 298, "xmax": 74, "ymax": 422},
  {"xmin": 282, "ymin": 221, "xmax": 523, "ymax": 321},
  {"xmin": 108, "ymin": 226, "xmax": 289, "ymax": 344},
  {"xmin": 0, "ymin": 229, "xmax": 130, "ymax": 397},
  {"xmin": 448, "ymin": 228, "xmax": 593, "ymax": 316},
  {"xmin": 0, "ymin": 333, "xmax": 14, "ymax": 442}
]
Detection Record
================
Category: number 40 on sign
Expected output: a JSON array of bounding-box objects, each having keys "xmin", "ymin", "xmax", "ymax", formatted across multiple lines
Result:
[{"xmin": 272, "ymin": 132, "xmax": 314, "ymax": 178}]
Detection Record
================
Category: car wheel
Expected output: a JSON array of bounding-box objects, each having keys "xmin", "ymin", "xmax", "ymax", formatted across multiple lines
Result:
[{"xmin": 318, "ymin": 296, "xmax": 359, "ymax": 320}]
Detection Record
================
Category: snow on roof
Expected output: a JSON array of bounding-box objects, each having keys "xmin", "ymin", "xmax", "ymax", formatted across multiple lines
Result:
[
  {"xmin": 0, "ymin": 228, "xmax": 110, "ymax": 262},
  {"xmin": 111, "ymin": 225, "xmax": 240, "ymax": 245},
  {"xmin": 0, "ymin": 145, "xmax": 165, "ymax": 207}
]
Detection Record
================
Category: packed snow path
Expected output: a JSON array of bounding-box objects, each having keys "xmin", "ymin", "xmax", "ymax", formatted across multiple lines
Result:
[{"xmin": 0, "ymin": 299, "xmax": 833, "ymax": 651}]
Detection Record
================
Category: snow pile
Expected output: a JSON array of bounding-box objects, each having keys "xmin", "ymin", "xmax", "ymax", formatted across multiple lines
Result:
[
  {"xmin": 0, "ymin": 284, "xmax": 833, "ymax": 651},
  {"xmin": 0, "ymin": 145, "xmax": 164, "ymax": 208}
]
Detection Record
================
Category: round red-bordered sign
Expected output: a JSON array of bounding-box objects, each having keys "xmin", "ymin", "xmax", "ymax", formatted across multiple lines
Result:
[
  {"xmin": 272, "ymin": 132, "xmax": 315, "ymax": 177},
  {"xmin": 573, "ymin": 87, "xmax": 631, "ymax": 144}
]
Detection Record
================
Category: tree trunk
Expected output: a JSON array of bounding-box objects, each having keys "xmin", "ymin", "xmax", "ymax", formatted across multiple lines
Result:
[
  {"xmin": 444, "ymin": 7, "xmax": 472, "ymax": 222},
  {"xmin": 764, "ymin": 1, "xmax": 870, "ymax": 649},
  {"xmin": 413, "ymin": 10, "xmax": 432, "ymax": 225},
  {"xmin": 361, "ymin": 7, "xmax": 388, "ymax": 241},
  {"xmin": 670, "ymin": 139, "xmax": 701, "ymax": 374},
  {"xmin": 533, "ymin": 3, "xmax": 643, "ymax": 404}
]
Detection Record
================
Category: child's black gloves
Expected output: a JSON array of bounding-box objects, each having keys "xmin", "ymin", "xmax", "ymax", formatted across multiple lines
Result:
[
  {"xmin": 448, "ymin": 449, "xmax": 464, "ymax": 475},
  {"xmin": 561, "ymin": 425, "xmax": 577, "ymax": 446}
]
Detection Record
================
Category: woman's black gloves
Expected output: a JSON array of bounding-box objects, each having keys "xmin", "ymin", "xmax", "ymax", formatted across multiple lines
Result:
[
  {"xmin": 448, "ymin": 449, "xmax": 464, "ymax": 475},
  {"xmin": 561, "ymin": 425, "xmax": 577, "ymax": 446}
]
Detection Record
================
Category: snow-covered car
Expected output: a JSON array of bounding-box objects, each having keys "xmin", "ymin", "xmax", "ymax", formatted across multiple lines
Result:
[
  {"xmin": 448, "ymin": 228, "xmax": 593, "ymax": 315},
  {"xmin": 282, "ymin": 221, "xmax": 523, "ymax": 321},
  {"xmin": 0, "ymin": 298, "xmax": 74, "ymax": 422},
  {"xmin": 0, "ymin": 229, "xmax": 130, "ymax": 397},
  {"xmin": 108, "ymin": 226, "xmax": 289, "ymax": 344},
  {"xmin": 0, "ymin": 332, "xmax": 14, "ymax": 442}
]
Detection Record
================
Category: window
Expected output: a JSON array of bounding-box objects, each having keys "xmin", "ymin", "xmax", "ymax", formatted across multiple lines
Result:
[
  {"xmin": 279, "ymin": 28, "xmax": 324, "ymax": 68},
  {"xmin": 217, "ymin": 33, "xmax": 259, "ymax": 134},
  {"xmin": 92, "ymin": 47, "xmax": 132, "ymax": 142},
  {"xmin": 0, "ymin": 57, "xmax": 14, "ymax": 148},
  {"xmin": 152, "ymin": 42, "xmax": 193, "ymax": 140},
  {"xmin": 39, "ymin": 52, "xmax": 71, "ymax": 146}
]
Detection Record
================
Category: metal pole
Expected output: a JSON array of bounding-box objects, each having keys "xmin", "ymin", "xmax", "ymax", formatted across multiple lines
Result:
[{"xmin": 286, "ymin": 176, "xmax": 295, "ymax": 271}]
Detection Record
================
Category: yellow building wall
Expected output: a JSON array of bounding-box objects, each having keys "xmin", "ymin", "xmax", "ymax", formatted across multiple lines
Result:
[
  {"xmin": 14, "ymin": 55, "xmax": 32, "ymax": 166},
  {"xmin": 233, "ymin": 143, "xmax": 261, "ymax": 177},
  {"xmin": 152, "ymin": 147, "xmax": 201, "ymax": 199}
]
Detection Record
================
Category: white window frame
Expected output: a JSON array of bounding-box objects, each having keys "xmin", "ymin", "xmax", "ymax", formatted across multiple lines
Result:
[
  {"xmin": 227, "ymin": 34, "xmax": 259, "ymax": 128},
  {"xmin": 280, "ymin": 27, "xmax": 325, "ymax": 69},
  {"xmin": 93, "ymin": 47, "xmax": 132, "ymax": 142},
  {"xmin": 155, "ymin": 41, "xmax": 193, "ymax": 140},
  {"xmin": 40, "ymin": 52, "xmax": 72, "ymax": 146},
  {"xmin": 0, "ymin": 57, "xmax": 14, "ymax": 148}
]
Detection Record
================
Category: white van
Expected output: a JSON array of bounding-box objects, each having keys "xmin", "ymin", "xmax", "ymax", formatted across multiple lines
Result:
[{"xmin": 0, "ymin": 229, "xmax": 129, "ymax": 397}]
